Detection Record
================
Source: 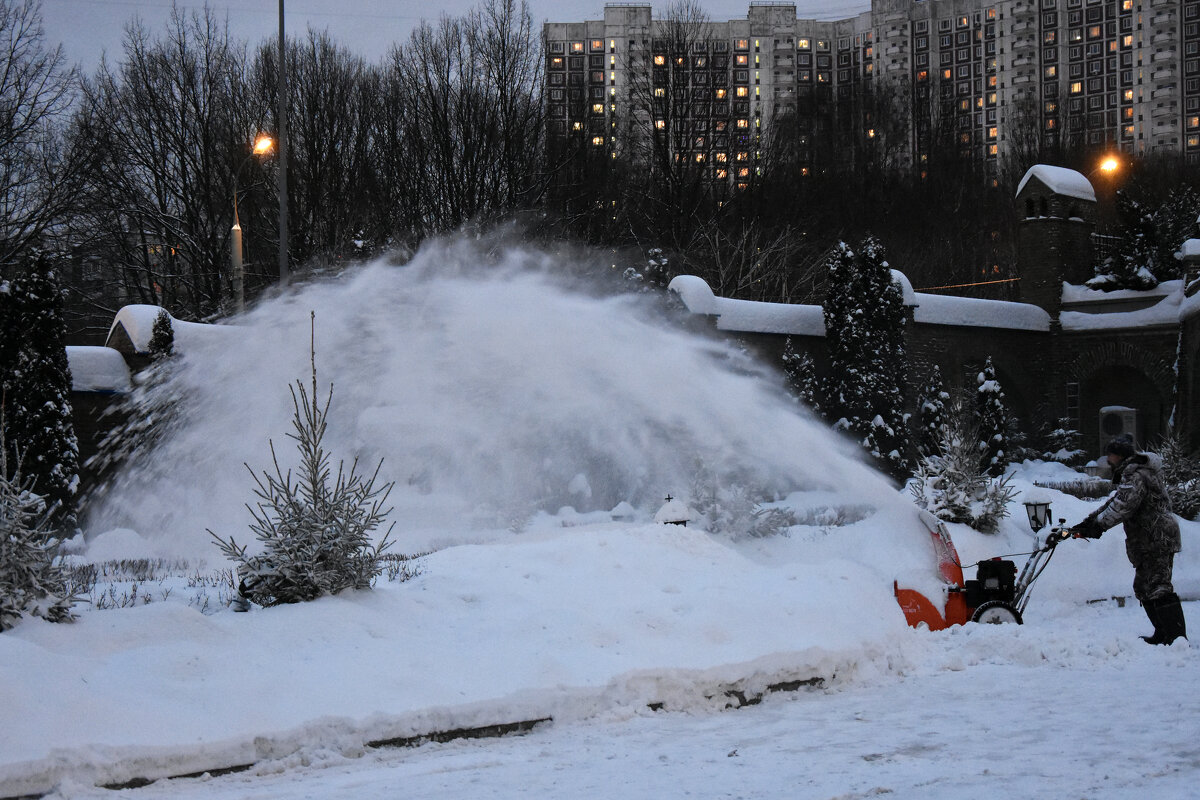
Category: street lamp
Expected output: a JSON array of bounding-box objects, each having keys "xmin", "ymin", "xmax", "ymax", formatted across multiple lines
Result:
[{"xmin": 232, "ymin": 134, "xmax": 274, "ymax": 313}]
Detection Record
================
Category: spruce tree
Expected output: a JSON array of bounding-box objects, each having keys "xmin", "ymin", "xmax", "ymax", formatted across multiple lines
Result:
[
  {"xmin": 148, "ymin": 309, "xmax": 175, "ymax": 360},
  {"xmin": 0, "ymin": 258, "xmax": 79, "ymax": 526},
  {"xmin": 781, "ymin": 336, "xmax": 822, "ymax": 414},
  {"xmin": 917, "ymin": 365, "xmax": 949, "ymax": 456},
  {"xmin": 822, "ymin": 237, "xmax": 910, "ymax": 478},
  {"xmin": 975, "ymin": 357, "xmax": 1012, "ymax": 476},
  {"xmin": 211, "ymin": 314, "xmax": 395, "ymax": 607}
]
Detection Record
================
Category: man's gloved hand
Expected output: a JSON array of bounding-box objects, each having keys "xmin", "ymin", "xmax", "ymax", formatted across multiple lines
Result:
[{"xmin": 1071, "ymin": 518, "xmax": 1102, "ymax": 539}]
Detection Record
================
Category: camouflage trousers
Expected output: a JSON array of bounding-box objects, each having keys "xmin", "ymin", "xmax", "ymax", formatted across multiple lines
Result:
[{"xmin": 1126, "ymin": 541, "xmax": 1176, "ymax": 602}]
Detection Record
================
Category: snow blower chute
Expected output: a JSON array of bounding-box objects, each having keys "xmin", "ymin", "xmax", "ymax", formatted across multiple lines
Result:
[{"xmin": 895, "ymin": 510, "xmax": 1067, "ymax": 628}]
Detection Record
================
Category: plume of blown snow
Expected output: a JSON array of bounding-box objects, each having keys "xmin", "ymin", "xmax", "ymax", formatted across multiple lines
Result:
[{"xmin": 85, "ymin": 234, "xmax": 899, "ymax": 558}]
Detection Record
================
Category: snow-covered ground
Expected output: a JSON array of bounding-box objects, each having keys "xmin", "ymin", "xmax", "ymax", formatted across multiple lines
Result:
[{"xmin": 3, "ymin": 243, "xmax": 1197, "ymax": 798}]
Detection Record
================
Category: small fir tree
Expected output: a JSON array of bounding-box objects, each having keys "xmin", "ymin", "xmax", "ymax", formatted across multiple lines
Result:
[
  {"xmin": 211, "ymin": 314, "xmax": 395, "ymax": 607},
  {"xmin": 0, "ymin": 402, "xmax": 75, "ymax": 630},
  {"xmin": 1041, "ymin": 417, "xmax": 1087, "ymax": 466},
  {"xmin": 975, "ymin": 357, "xmax": 1013, "ymax": 477},
  {"xmin": 917, "ymin": 365, "xmax": 949, "ymax": 456},
  {"xmin": 147, "ymin": 309, "xmax": 175, "ymax": 360},
  {"xmin": 1155, "ymin": 434, "xmax": 1200, "ymax": 521},
  {"xmin": 781, "ymin": 336, "xmax": 822, "ymax": 414},
  {"xmin": 822, "ymin": 237, "xmax": 910, "ymax": 478},
  {"xmin": 0, "ymin": 259, "xmax": 79, "ymax": 526},
  {"xmin": 910, "ymin": 396, "xmax": 1016, "ymax": 533}
]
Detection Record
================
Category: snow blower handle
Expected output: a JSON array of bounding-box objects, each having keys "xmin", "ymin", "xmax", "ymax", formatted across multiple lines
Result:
[{"xmin": 1045, "ymin": 520, "xmax": 1073, "ymax": 549}]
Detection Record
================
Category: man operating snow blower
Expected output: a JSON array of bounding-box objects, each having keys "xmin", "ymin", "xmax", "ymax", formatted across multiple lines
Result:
[{"xmin": 1069, "ymin": 435, "xmax": 1187, "ymax": 645}]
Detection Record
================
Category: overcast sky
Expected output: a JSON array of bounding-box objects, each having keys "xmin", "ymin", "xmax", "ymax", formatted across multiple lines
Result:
[{"xmin": 41, "ymin": 0, "xmax": 866, "ymax": 70}]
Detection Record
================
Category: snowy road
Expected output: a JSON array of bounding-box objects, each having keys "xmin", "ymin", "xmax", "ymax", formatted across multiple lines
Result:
[{"xmin": 57, "ymin": 601, "xmax": 1200, "ymax": 800}]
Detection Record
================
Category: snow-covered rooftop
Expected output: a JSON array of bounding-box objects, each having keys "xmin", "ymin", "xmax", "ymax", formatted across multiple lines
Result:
[
  {"xmin": 669, "ymin": 275, "xmax": 826, "ymax": 336},
  {"xmin": 65, "ymin": 346, "xmax": 132, "ymax": 393},
  {"xmin": 1016, "ymin": 165, "xmax": 1096, "ymax": 203},
  {"xmin": 669, "ymin": 275, "xmax": 1051, "ymax": 334},
  {"xmin": 106, "ymin": 305, "xmax": 230, "ymax": 354}
]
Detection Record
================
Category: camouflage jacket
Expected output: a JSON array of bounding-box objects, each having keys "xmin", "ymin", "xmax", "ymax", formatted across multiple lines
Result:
[{"xmin": 1089, "ymin": 453, "xmax": 1181, "ymax": 554}]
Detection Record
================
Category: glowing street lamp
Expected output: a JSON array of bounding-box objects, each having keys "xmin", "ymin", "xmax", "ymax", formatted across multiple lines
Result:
[
  {"xmin": 1097, "ymin": 156, "xmax": 1120, "ymax": 175},
  {"xmin": 232, "ymin": 134, "xmax": 275, "ymax": 313}
]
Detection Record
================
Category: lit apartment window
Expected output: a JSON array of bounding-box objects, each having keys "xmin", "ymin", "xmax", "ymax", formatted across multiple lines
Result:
[
  {"xmin": 591, "ymin": 40, "xmax": 603, "ymax": 51},
  {"xmin": 987, "ymin": 8, "xmax": 997, "ymax": 19},
  {"xmin": 591, "ymin": 136, "xmax": 604, "ymax": 146},
  {"xmin": 1088, "ymin": 25, "xmax": 1101, "ymax": 38},
  {"xmin": 738, "ymin": 167, "xmax": 750, "ymax": 177},
  {"xmin": 1122, "ymin": 0, "xmax": 1132, "ymax": 9},
  {"xmin": 917, "ymin": 70, "xmax": 929, "ymax": 81},
  {"xmin": 1046, "ymin": 118, "xmax": 1057, "ymax": 129},
  {"xmin": 959, "ymin": 15, "xmax": 970, "ymax": 27},
  {"xmin": 736, "ymin": 39, "xmax": 749, "ymax": 50},
  {"xmin": 610, "ymin": 40, "xmax": 616, "ymax": 51},
  {"xmin": 716, "ymin": 168, "xmax": 728, "ymax": 179},
  {"xmin": 654, "ymin": 88, "xmax": 665, "ymax": 97},
  {"xmin": 737, "ymin": 118, "xmax": 749, "ymax": 128},
  {"xmin": 735, "ymin": 151, "xmax": 748, "ymax": 160},
  {"xmin": 1046, "ymin": 100, "xmax": 1058, "ymax": 112},
  {"xmin": 1046, "ymin": 65, "xmax": 1058, "ymax": 78},
  {"xmin": 943, "ymin": 68, "xmax": 953, "ymax": 79},
  {"xmin": 798, "ymin": 38, "xmax": 810, "ymax": 49},
  {"xmin": 655, "ymin": 119, "xmax": 665, "ymax": 129},
  {"xmin": 988, "ymin": 143, "xmax": 999, "ymax": 155},
  {"xmin": 592, "ymin": 103, "xmax": 603, "ymax": 114},
  {"xmin": 1122, "ymin": 34, "xmax": 1133, "ymax": 47},
  {"xmin": 716, "ymin": 152, "xmax": 728, "ymax": 162},
  {"xmin": 654, "ymin": 55, "xmax": 665, "ymax": 66},
  {"xmin": 1070, "ymin": 81, "xmax": 1083, "ymax": 93},
  {"xmin": 1190, "ymin": 134, "xmax": 1200, "ymax": 147},
  {"xmin": 736, "ymin": 86, "xmax": 749, "ymax": 97},
  {"xmin": 572, "ymin": 42, "xmax": 584, "ymax": 53},
  {"xmin": 573, "ymin": 121, "xmax": 583, "ymax": 130},
  {"xmin": 1190, "ymin": 115, "xmax": 1200, "ymax": 128},
  {"xmin": 1123, "ymin": 89, "xmax": 1134, "ymax": 100},
  {"xmin": 988, "ymin": 126, "xmax": 998, "ymax": 138},
  {"xmin": 715, "ymin": 88, "xmax": 727, "ymax": 99},
  {"xmin": 736, "ymin": 54, "xmax": 749, "ymax": 66},
  {"xmin": 1123, "ymin": 123, "xmax": 1135, "ymax": 136}
]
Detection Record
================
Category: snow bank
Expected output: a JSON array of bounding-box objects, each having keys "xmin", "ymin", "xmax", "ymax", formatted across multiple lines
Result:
[
  {"xmin": 65, "ymin": 346, "xmax": 131, "ymax": 393},
  {"xmin": 1016, "ymin": 164, "xmax": 1096, "ymax": 203}
]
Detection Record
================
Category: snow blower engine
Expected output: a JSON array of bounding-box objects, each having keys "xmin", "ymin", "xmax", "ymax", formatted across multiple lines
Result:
[{"xmin": 895, "ymin": 510, "xmax": 1068, "ymax": 629}]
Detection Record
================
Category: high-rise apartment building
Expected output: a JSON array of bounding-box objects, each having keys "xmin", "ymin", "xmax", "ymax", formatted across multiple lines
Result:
[{"xmin": 544, "ymin": 0, "xmax": 1200, "ymax": 180}]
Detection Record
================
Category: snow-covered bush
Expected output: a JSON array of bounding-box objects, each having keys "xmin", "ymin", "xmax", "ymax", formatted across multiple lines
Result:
[
  {"xmin": 1154, "ymin": 434, "xmax": 1200, "ymax": 521},
  {"xmin": 689, "ymin": 473, "xmax": 796, "ymax": 538},
  {"xmin": 910, "ymin": 398, "xmax": 1015, "ymax": 533},
  {"xmin": 0, "ymin": 419, "xmax": 74, "ymax": 631},
  {"xmin": 210, "ymin": 323, "xmax": 395, "ymax": 606}
]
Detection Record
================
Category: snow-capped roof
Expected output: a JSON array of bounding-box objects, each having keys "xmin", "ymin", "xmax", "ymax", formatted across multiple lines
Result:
[
  {"xmin": 1016, "ymin": 165, "xmax": 1096, "ymax": 203},
  {"xmin": 668, "ymin": 276, "xmax": 826, "ymax": 336},
  {"xmin": 106, "ymin": 305, "xmax": 230, "ymax": 354},
  {"xmin": 912, "ymin": 293, "xmax": 1051, "ymax": 331},
  {"xmin": 1060, "ymin": 281, "xmax": 1185, "ymax": 330},
  {"xmin": 65, "ymin": 346, "xmax": 132, "ymax": 393}
]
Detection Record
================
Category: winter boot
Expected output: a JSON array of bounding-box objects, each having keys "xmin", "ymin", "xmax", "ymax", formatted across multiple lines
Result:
[
  {"xmin": 1143, "ymin": 594, "xmax": 1187, "ymax": 645},
  {"xmin": 1139, "ymin": 599, "xmax": 1163, "ymax": 644}
]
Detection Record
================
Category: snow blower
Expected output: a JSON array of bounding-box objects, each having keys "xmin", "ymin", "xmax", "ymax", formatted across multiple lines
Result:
[{"xmin": 894, "ymin": 510, "xmax": 1070, "ymax": 629}]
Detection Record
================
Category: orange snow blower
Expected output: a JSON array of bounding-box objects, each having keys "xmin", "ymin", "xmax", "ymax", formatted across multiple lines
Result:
[{"xmin": 895, "ymin": 510, "xmax": 1068, "ymax": 629}]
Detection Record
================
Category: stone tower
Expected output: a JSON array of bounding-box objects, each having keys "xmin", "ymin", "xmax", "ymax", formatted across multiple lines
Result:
[{"xmin": 1015, "ymin": 165, "xmax": 1098, "ymax": 317}]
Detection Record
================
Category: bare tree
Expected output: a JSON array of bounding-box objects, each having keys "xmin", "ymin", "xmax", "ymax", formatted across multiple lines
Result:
[{"xmin": 0, "ymin": 0, "xmax": 79, "ymax": 273}]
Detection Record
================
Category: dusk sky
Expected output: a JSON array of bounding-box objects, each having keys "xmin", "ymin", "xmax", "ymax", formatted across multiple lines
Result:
[{"xmin": 42, "ymin": 0, "xmax": 866, "ymax": 70}]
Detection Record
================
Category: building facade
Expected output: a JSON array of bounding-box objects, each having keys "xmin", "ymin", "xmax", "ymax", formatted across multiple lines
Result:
[{"xmin": 545, "ymin": 0, "xmax": 1200, "ymax": 177}]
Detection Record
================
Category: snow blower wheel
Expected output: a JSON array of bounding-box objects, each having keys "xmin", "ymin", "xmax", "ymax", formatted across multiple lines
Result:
[{"xmin": 970, "ymin": 600, "xmax": 1023, "ymax": 625}]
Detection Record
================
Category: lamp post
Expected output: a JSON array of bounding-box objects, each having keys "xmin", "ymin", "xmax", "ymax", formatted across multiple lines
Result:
[
  {"xmin": 232, "ymin": 134, "xmax": 274, "ymax": 313},
  {"xmin": 277, "ymin": 0, "xmax": 289, "ymax": 288},
  {"xmin": 1022, "ymin": 497, "xmax": 1052, "ymax": 534}
]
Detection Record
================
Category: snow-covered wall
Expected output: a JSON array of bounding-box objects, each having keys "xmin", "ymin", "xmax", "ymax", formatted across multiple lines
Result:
[{"xmin": 106, "ymin": 305, "xmax": 232, "ymax": 354}]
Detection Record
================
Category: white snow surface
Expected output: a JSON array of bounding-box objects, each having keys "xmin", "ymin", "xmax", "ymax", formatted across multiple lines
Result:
[
  {"xmin": 5, "ymin": 241, "xmax": 1199, "ymax": 798},
  {"xmin": 1016, "ymin": 164, "xmax": 1097, "ymax": 202},
  {"xmin": 107, "ymin": 305, "xmax": 232, "ymax": 354},
  {"xmin": 1061, "ymin": 279, "xmax": 1180, "ymax": 305},
  {"xmin": 911, "ymin": 292, "xmax": 1050, "ymax": 331},
  {"xmin": 65, "ymin": 346, "xmax": 132, "ymax": 393}
]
